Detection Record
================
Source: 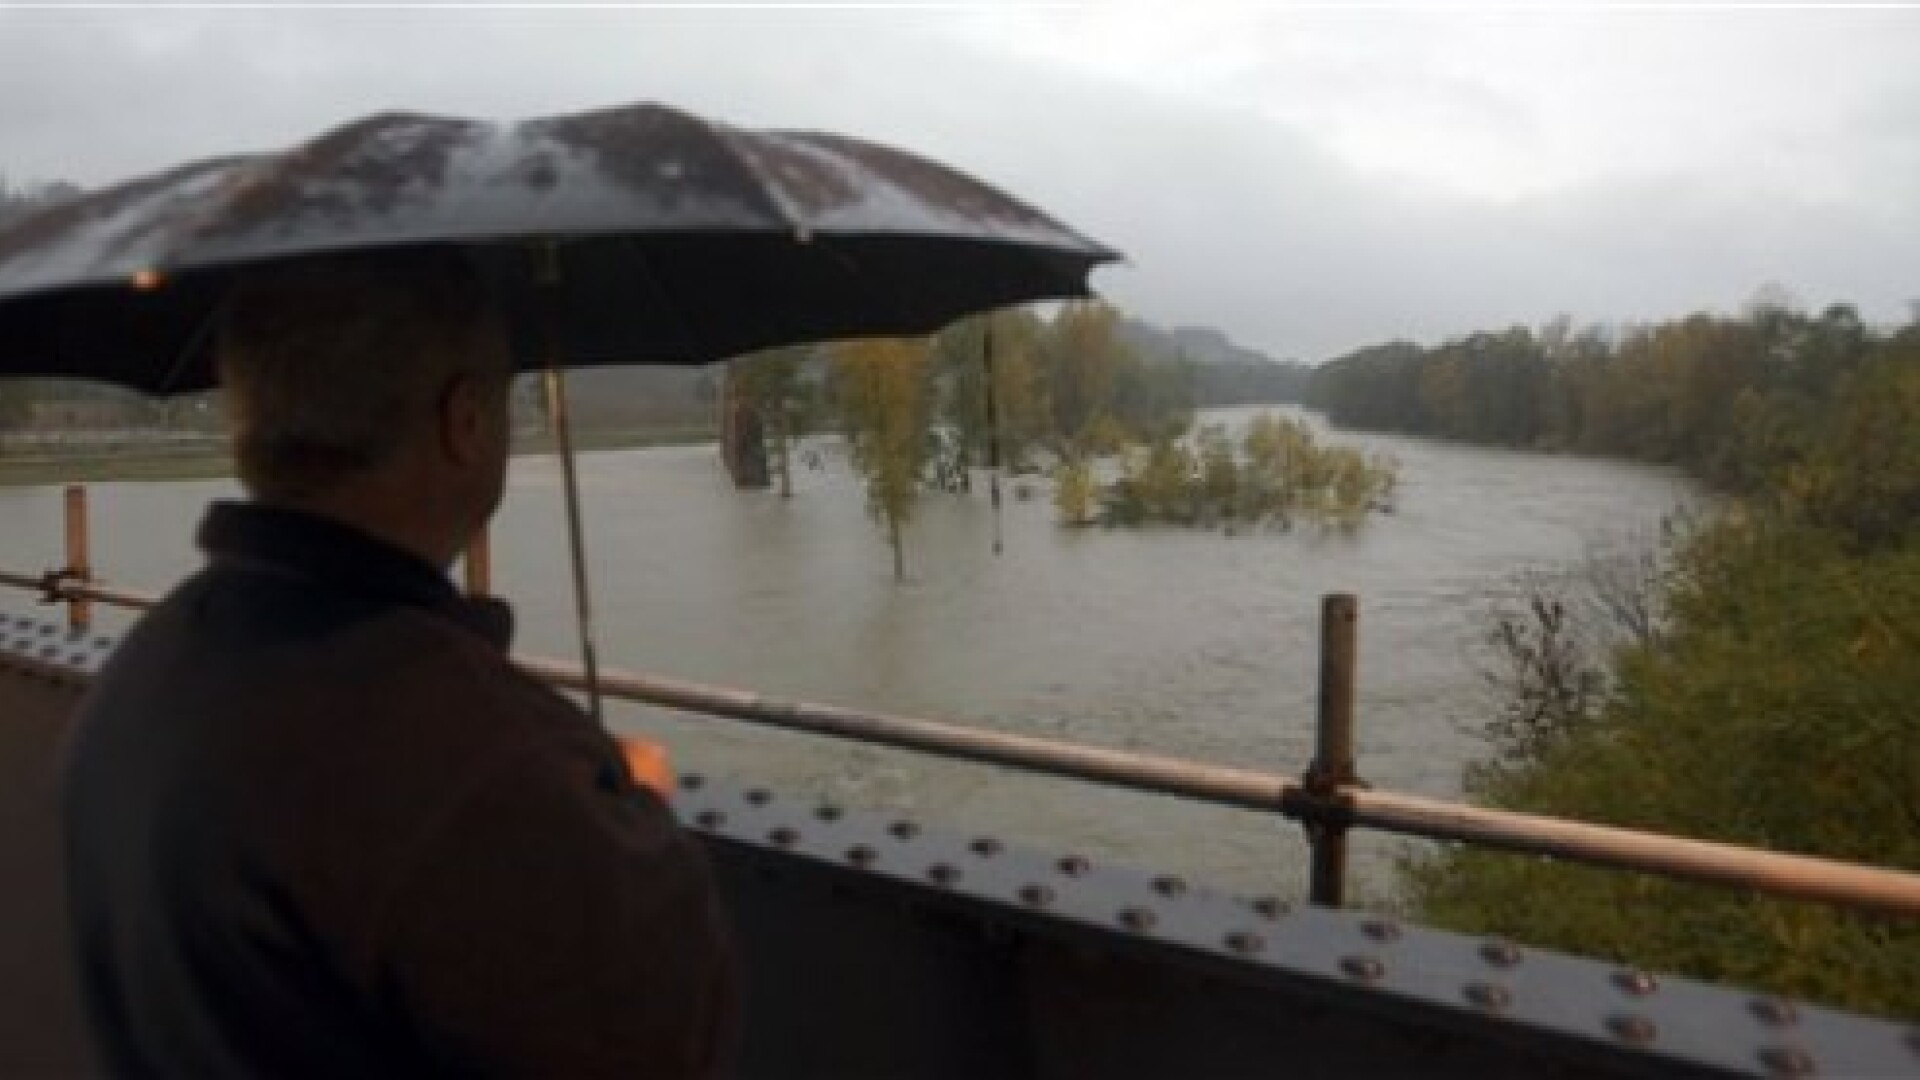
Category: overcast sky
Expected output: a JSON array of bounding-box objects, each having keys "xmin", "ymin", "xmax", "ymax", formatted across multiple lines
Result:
[{"xmin": 1, "ymin": 4, "xmax": 1914, "ymax": 361}]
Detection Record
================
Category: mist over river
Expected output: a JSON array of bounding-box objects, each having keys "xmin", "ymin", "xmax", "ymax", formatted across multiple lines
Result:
[{"xmin": 0, "ymin": 407, "xmax": 1693, "ymax": 902}]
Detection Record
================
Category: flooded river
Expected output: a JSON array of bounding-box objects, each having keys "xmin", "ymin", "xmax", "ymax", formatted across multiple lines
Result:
[{"xmin": 0, "ymin": 407, "xmax": 1692, "ymax": 902}]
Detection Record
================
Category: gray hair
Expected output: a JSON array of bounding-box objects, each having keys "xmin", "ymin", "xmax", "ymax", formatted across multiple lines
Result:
[{"xmin": 216, "ymin": 249, "xmax": 510, "ymax": 501}]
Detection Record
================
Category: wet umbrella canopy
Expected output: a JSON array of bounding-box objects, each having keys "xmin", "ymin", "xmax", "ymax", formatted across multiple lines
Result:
[
  {"xmin": 0, "ymin": 100, "xmax": 1119, "ymax": 392},
  {"xmin": 0, "ymin": 99, "xmax": 1119, "ymax": 716}
]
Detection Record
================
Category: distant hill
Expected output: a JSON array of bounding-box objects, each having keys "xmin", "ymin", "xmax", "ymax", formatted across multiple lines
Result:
[
  {"xmin": 1119, "ymin": 318, "xmax": 1311, "ymax": 407},
  {"xmin": 1120, "ymin": 319, "xmax": 1270, "ymax": 367}
]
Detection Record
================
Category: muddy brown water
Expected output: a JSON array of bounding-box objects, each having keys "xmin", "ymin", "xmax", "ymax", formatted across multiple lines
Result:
[{"xmin": 0, "ymin": 407, "xmax": 1692, "ymax": 901}]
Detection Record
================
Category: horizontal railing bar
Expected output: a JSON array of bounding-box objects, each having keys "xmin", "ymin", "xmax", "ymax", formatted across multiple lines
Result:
[
  {"xmin": 523, "ymin": 652, "xmax": 1920, "ymax": 919},
  {"xmin": 1341, "ymin": 789, "xmax": 1920, "ymax": 920},
  {"xmin": 0, "ymin": 572, "xmax": 162, "ymax": 613},
  {"xmin": 0, "ymin": 569, "xmax": 50, "ymax": 593},
  {"xmin": 516, "ymin": 654, "xmax": 1297, "ymax": 813},
  {"xmin": 6, "ymin": 569, "xmax": 1920, "ymax": 918},
  {"xmin": 76, "ymin": 582, "xmax": 158, "ymax": 610}
]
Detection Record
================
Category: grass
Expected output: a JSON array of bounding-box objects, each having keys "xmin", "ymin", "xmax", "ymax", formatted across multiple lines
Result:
[
  {"xmin": 0, "ymin": 445, "xmax": 234, "ymax": 487},
  {"xmin": 0, "ymin": 423, "xmax": 720, "ymax": 488}
]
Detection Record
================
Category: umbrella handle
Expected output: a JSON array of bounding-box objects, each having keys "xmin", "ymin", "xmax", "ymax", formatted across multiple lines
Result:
[
  {"xmin": 544, "ymin": 362, "xmax": 605, "ymax": 726},
  {"xmin": 533, "ymin": 238, "xmax": 604, "ymax": 727}
]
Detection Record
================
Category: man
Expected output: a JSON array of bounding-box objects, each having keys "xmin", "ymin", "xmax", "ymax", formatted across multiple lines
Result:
[{"xmin": 61, "ymin": 250, "xmax": 736, "ymax": 1077}]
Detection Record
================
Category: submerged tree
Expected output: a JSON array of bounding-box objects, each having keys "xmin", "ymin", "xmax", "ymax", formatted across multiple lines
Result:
[
  {"xmin": 729, "ymin": 345, "xmax": 817, "ymax": 497},
  {"xmin": 1076, "ymin": 413, "xmax": 1396, "ymax": 532},
  {"xmin": 831, "ymin": 338, "xmax": 931, "ymax": 580},
  {"xmin": 1053, "ymin": 459, "xmax": 1097, "ymax": 526}
]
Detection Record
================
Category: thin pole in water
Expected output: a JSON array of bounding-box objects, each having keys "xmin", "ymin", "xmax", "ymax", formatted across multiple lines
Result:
[{"xmin": 984, "ymin": 314, "xmax": 1004, "ymax": 557}]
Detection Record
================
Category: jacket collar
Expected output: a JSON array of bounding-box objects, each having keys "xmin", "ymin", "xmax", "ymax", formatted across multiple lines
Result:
[{"xmin": 197, "ymin": 501, "xmax": 514, "ymax": 650}]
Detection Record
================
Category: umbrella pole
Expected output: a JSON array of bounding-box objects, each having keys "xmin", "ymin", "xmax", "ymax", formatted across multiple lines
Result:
[{"xmin": 542, "ymin": 362, "xmax": 606, "ymax": 725}]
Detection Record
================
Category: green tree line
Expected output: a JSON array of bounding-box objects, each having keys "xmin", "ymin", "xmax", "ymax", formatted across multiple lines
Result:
[
  {"xmin": 1396, "ymin": 305, "xmax": 1920, "ymax": 1017},
  {"xmin": 1309, "ymin": 301, "xmax": 1886, "ymax": 496}
]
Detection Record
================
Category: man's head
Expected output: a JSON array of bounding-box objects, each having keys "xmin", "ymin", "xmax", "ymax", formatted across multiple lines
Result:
[{"xmin": 217, "ymin": 249, "xmax": 514, "ymax": 565}]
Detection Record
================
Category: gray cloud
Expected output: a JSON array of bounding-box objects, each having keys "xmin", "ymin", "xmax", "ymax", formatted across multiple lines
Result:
[{"xmin": 0, "ymin": 7, "xmax": 1913, "ymax": 361}]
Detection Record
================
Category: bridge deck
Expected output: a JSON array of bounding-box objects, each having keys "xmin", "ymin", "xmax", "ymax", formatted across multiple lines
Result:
[{"xmin": 4, "ymin": 607, "xmax": 1914, "ymax": 1078}]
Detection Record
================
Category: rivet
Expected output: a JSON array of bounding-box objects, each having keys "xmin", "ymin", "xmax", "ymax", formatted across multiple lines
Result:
[
  {"xmin": 846, "ymin": 844, "xmax": 877, "ymax": 867},
  {"xmin": 1757, "ymin": 1046, "xmax": 1815, "ymax": 1077},
  {"xmin": 695, "ymin": 810, "xmax": 726, "ymax": 830},
  {"xmin": 815, "ymin": 805, "xmax": 843, "ymax": 822},
  {"xmin": 1251, "ymin": 897, "xmax": 1289, "ymax": 919},
  {"xmin": 1340, "ymin": 955, "xmax": 1385, "ymax": 983},
  {"xmin": 970, "ymin": 838, "xmax": 1003, "ymax": 857},
  {"xmin": 1019, "ymin": 884, "xmax": 1054, "ymax": 908},
  {"xmin": 1152, "ymin": 875, "xmax": 1187, "ymax": 898},
  {"xmin": 744, "ymin": 789, "xmax": 771, "ymax": 806},
  {"xmin": 679, "ymin": 774, "xmax": 705, "ymax": 791},
  {"xmin": 768, "ymin": 827, "xmax": 799, "ymax": 847},
  {"xmin": 1464, "ymin": 982, "xmax": 1511, "ymax": 1012},
  {"xmin": 1612, "ymin": 969, "xmax": 1659, "ymax": 997},
  {"xmin": 1057, "ymin": 856, "xmax": 1090, "ymax": 877},
  {"xmin": 1361, "ymin": 919, "xmax": 1401, "ymax": 943},
  {"xmin": 1606, "ymin": 1014, "xmax": 1657, "ymax": 1045},
  {"xmin": 1749, "ymin": 998, "xmax": 1798, "ymax": 1028},
  {"xmin": 1118, "ymin": 907, "xmax": 1156, "ymax": 933},
  {"xmin": 928, "ymin": 863, "xmax": 960, "ymax": 886},
  {"xmin": 1479, "ymin": 941, "xmax": 1523, "ymax": 968},
  {"xmin": 1225, "ymin": 931, "xmax": 1264, "ymax": 955},
  {"xmin": 889, "ymin": 821, "xmax": 920, "ymax": 840}
]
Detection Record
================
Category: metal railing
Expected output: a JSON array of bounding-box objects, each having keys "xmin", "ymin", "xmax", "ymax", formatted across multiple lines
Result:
[{"xmin": 8, "ymin": 484, "xmax": 1920, "ymax": 919}]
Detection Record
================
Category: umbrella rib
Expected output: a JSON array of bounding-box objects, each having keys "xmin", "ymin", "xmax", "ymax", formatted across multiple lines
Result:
[
  {"xmin": 621, "ymin": 239, "xmax": 705, "ymax": 362},
  {"xmin": 694, "ymin": 117, "xmax": 809, "ymax": 242},
  {"xmin": 155, "ymin": 287, "xmax": 224, "ymax": 395}
]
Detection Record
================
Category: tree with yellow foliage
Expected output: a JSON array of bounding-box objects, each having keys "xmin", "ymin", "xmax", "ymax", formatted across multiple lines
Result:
[{"xmin": 831, "ymin": 338, "xmax": 931, "ymax": 581}]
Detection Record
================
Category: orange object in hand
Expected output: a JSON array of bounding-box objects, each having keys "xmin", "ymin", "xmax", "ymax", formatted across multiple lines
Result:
[{"xmin": 617, "ymin": 736, "xmax": 675, "ymax": 800}]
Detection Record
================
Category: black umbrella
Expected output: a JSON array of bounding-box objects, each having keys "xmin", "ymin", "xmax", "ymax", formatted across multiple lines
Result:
[
  {"xmin": 0, "ymin": 100, "xmax": 1120, "ymax": 716},
  {"xmin": 0, "ymin": 103, "xmax": 1117, "ymax": 389}
]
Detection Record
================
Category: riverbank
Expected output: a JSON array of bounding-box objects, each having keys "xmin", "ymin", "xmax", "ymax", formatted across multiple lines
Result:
[{"xmin": 0, "ymin": 423, "xmax": 719, "ymax": 488}]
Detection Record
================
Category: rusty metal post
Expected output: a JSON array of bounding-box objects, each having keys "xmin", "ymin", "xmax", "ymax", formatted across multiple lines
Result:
[
  {"xmin": 462, "ymin": 525, "xmax": 491, "ymax": 596},
  {"xmin": 1306, "ymin": 593, "xmax": 1358, "ymax": 907},
  {"xmin": 63, "ymin": 484, "xmax": 92, "ymax": 632}
]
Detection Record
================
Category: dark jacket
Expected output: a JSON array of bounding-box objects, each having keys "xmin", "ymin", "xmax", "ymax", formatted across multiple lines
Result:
[{"xmin": 62, "ymin": 502, "xmax": 735, "ymax": 1078}]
